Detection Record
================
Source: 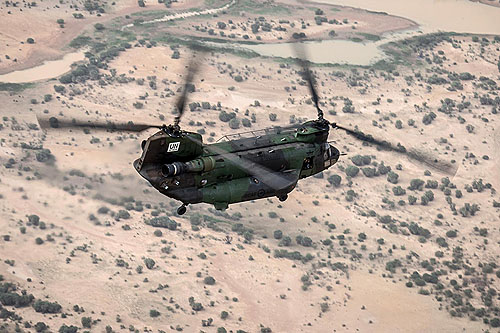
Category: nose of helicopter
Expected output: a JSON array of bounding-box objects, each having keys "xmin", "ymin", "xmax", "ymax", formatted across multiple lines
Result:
[
  {"xmin": 133, "ymin": 158, "xmax": 148, "ymax": 180},
  {"xmin": 329, "ymin": 144, "xmax": 340, "ymax": 164}
]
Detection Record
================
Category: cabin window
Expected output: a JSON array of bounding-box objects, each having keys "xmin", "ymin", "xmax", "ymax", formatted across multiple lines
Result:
[{"xmin": 302, "ymin": 157, "xmax": 313, "ymax": 170}]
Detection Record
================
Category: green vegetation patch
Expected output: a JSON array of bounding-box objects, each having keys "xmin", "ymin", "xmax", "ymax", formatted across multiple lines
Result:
[
  {"xmin": 357, "ymin": 32, "xmax": 381, "ymax": 41},
  {"xmin": 0, "ymin": 82, "xmax": 34, "ymax": 92}
]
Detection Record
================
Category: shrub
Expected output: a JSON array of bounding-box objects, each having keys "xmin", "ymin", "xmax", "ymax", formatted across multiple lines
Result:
[
  {"xmin": 362, "ymin": 167, "xmax": 376, "ymax": 177},
  {"xmin": 273, "ymin": 230, "xmax": 283, "ymax": 239},
  {"xmin": 327, "ymin": 174, "xmax": 342, "ymax": 187},
  {"xmin": 378, "ymin": 163, "xmax": 391, "ymax": 175},
  {"xmin": 436, "ymin": 237, "xmax": 448, "ymax": 247},
  {"xmin": 144, "ymin": 258, "xmax": 155, "ymax": 269},
  {"xmin": 58, "ymin": 325, "xmax": 78, "ymax": 333},
  {"xmin": 27, "ymin": 37, "xmax": 35, "ymax": 44},
  {"xmin": 219, "ymin": 110, "xmax": 236, "ymax": 122},
  {"xmin": 392, "ymin": 186, "xmax": 406, "ymax": 196},
  {"xmin": 33, "ymin": 300, "xmax": 62, "ymax": 313},
  {"xmin": 387, "ymin": 171, "xmax": 399, "ymax": 184},
  {"xmin": 220, "ymin": 310, "xmax": 229, "ymax": 319},
  {"xmin": 279, "ymin": 236, "xmax": 291, "ymax": 247},
  {"xmin": 409, "ymin": 179, "xmax": 425, "ymax": 191},
  {"xmin": 94, "ymin": 23, "xmax": 105, "ymax": 31},
  {"xmin": 228, "ymin": 118, "xmax": 240, "ymax": 129},
  {"xmin": 345, "ymin": 165, "xmax": 359, "ymax": 177},
  {"xmin": 446, "ymin": 230, "xmax": 457, "ymax": 238},
  {"xmin": 204, "ymin": 276, "xmax": 216, "ymax": 285},
  {"xmin": 150, "ymin": 309, "xmax": 160, "ymax": 317},
  {"xmin": 34, "ymin": 322, "xmax": 47, "ymax": 332},
  {"xmin": 81, "ymin": 317, "xmax": 92, "ymax": 328},
  {"xmin": 425, "ymin": 180, "xmax": 438, "ymax": 189},
  {"xmin": 148, "ymin": 216, "xmax": 177, "ymax": 230}
]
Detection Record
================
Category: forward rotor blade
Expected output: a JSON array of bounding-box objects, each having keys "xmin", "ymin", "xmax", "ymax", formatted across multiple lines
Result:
[
  {"xmin": 185, "ymin": 136, "xmax": 298, "ymax": 191},
  {"xmin": 293, "ymin": 43, "xmax": 323, "ymax": 120},
  {"xmin": 334, "ymin": 123, "xmax": 458, "ymax": 176},
  {"xmin": 37, "ymin": 116, "xmax": 160, "ymax": 132},
  {"xmin": 174, "ymin": 54, "xmax": 203, "ymax": 125}
]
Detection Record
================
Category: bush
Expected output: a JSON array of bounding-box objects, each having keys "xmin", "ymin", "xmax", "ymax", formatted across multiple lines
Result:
[
  {"xmin": 228, "ymin": 118, "xmax": 240, "ymax": 129},
  {"xmin": 220, "ymin": 310, "xmax": 229, "ymax": 319},
  {"xmin": 327, "ymin": 174, "xmax": 341, "ymax": 187},
  {"xmin": 33, "ymin": 300, "xmax": 62, "ymax": 313},
  {"xmin": 148, "ymin": 216, "xmax": 177, "ymax": 230},
  {"xmin": 27, "ymin": 37, "xmax": 35, "ymax": 44},
  {"xmin": 345, "ymin": 165, "xmax": 359, "ymax": 177},
  {"xmin": 273, "ymin": 230, "xmax": 283, "ymax": 239},
  {"xmin": 362, "ymin": 167, "xmax": 376, "ymax": 177},
  {"xmin": 204, "ymin": 276, "xmax": 216, "ymax": 285},
  {"xmin": 81, "ymin": 316, "xmax": 92, "ymax": 328},
  {"xmin": 144, "ymin": 258, "xmax": 155, "ymax": 269},
  {"xmin": 219, "ymin": 110, "xmax": 236, "ymax": 122},
  {"xmin": 446, "ymin": 230, "xmax": 457, "ymax": 238},
  {"xmin": 425, "ymin": 180, "xmax": 438, "ymax": 189},
  {"xmin": 392, "ymin": 186, "xmax": 406, "ymax": 196},
  {"xmin": 387, "ymin": 171, "xmax": 399, "ymax": 184},
  {"xmin": 279, "ymin": 236, "xmax": 291, "ymax": 247},
  {"xmin": 409, "ymin": 179, "xmax": 425, "ymax": 191},
  {"xmin": 34, "ymin": 322, "xmax": 47, "ymax": 332},
  {"xmin": 150, "ymin": 309, "xmax": 160, "ymax": 317},
  {"xmin": 94, "ymin": 23, "xmax": 105, "ymax": 31},
  {"xmin": 378, "ymin": 163, "xmax": 391, "ymax": 175},
  {"xmin": 58, "ymin": 325, "xmax": 78, "ymax": 333}
]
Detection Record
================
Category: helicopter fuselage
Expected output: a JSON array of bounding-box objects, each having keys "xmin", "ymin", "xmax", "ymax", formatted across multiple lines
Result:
[{"xmin": 134, "ymin": 120, "xmax": 340, "ymax": 211}]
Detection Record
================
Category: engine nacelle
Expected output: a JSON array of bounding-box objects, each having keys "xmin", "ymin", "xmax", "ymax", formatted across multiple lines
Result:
[{"xmin": 161, "ymin": 156, "xmax": 216, "ymax": 177}]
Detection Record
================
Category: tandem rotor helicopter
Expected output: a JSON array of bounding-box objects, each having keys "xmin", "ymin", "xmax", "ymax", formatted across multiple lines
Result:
[{"xmin": 38, "ymin": 46, "xmax": 456, "ymax": 215}]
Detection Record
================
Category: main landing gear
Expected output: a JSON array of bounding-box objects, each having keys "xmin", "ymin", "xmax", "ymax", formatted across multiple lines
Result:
[{"xmin": 177, "ymin": 204, "xmax": 187, "ymax": 215}]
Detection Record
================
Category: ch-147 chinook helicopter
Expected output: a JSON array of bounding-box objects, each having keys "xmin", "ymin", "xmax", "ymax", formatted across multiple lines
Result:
[{"xmin": 39, "ymin": 48, "xmax": 456, "ymax": 215}]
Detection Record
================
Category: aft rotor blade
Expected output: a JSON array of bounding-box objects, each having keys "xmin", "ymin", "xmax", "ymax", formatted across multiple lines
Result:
[
  {"xmin": 37, "ymin": 116, "xmax": 160, "ymax": 132},
  {"xmin": 293, "ymin": 43, "xmax": 323, "ymax": 120},
  {"xmin": 174, "ymin": 54, "xmax": 203, "ymax": 125},
  {"xmin": 185, "ymin": 136, "xmax": 297, "ymax": 191},
  {"xmin": 334, "ymin": 123, "xmax": 458, "ymax": 176}
]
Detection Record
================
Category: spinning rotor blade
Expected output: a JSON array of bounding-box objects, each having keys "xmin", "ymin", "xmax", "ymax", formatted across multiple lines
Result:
[
  {"xmin": 174, "ymin": 55, "xmax": 203, "ymax": 126},
  {"xmin": 37, "ymin": 116, "xmax": 160, "ymax": 132},
  {"xmin": 333, "ymin": 123, "xmax": 458, "ymax": 176},
  {"xmin": 186, "ymin": 136, "xmax": 297, "ymax": 191},
  {"xmin": 293, "ymin": 43, "xmax": 323, "ymax": 120}
]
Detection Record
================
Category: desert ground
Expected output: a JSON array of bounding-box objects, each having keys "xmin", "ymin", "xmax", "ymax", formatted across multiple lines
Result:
[{"xmin": 0, "ymin": 0, "xmax": 500, "ymax": 332}]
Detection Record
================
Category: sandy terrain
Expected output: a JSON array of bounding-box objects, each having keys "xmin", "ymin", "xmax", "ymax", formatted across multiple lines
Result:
[{"xmin": 0, "ymin": 0, "xmax": 500, "ymax": 332}]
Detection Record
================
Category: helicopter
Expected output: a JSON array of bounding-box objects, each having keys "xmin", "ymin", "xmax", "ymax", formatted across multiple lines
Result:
[{"xmin": 38, "ymin": 48, "xmax": 456, "ymax": 215}]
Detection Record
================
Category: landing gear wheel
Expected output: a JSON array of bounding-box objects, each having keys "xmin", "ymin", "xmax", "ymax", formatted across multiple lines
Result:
[
  {"xmin": 177, "ymin": 204, "xmax": 187, "ymax": 215},
  {"xmin": 278, "ymin": 194, "xmax": 288, "ymax": 202}
]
